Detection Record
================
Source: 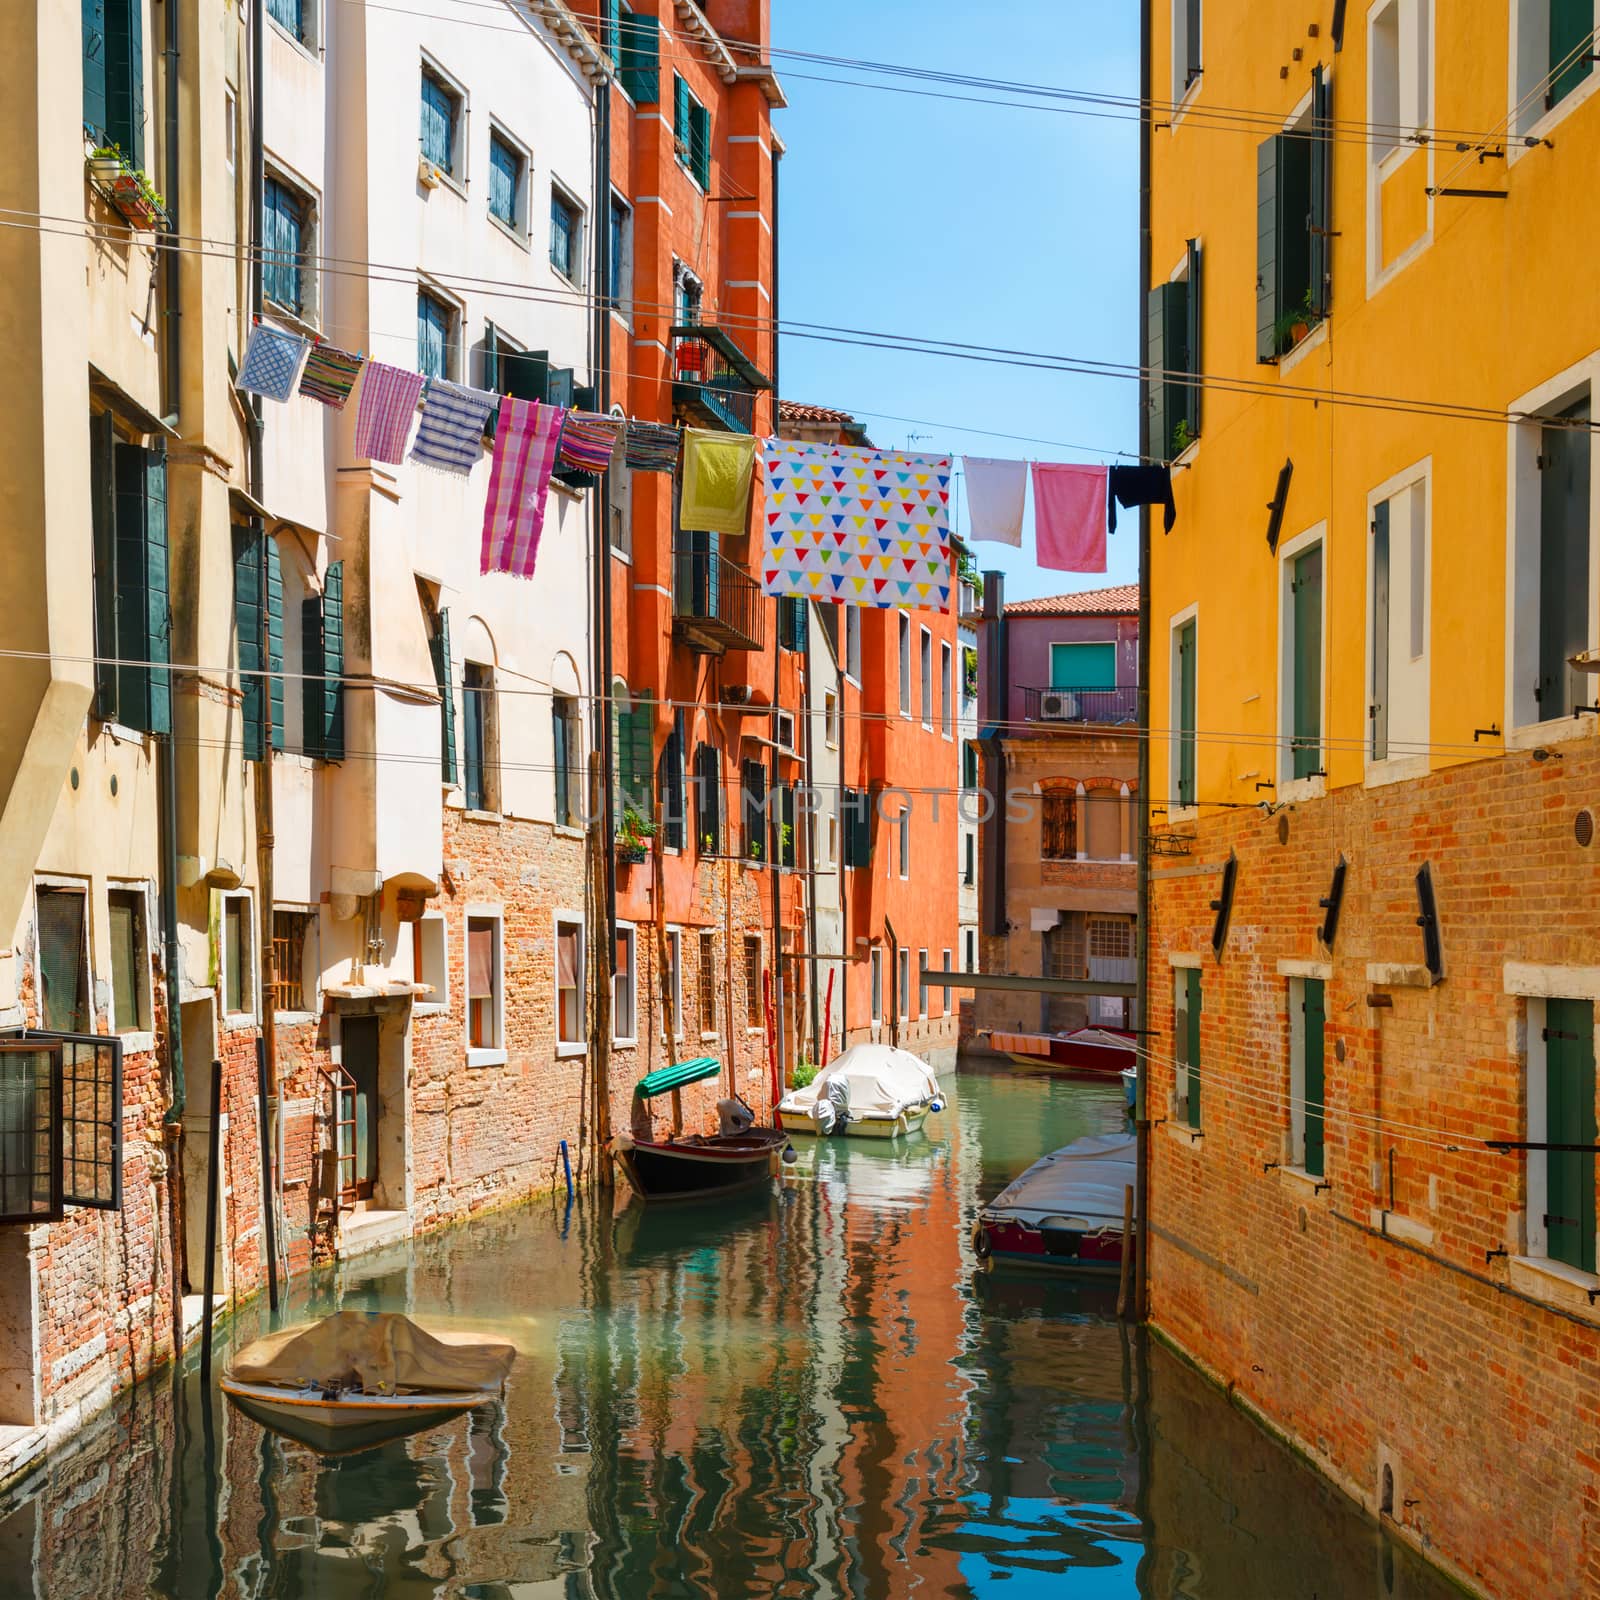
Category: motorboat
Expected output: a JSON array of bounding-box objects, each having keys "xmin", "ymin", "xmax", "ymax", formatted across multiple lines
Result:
[
  {"xmin": 775, "ymin": 1043, "xmax": 944, "ymax": 1139},
  {"xmin": 220, "ymin": 1311, "xmax": 516, "ymax": 1455},
  {"xmin": 614, "ymin": 1075, "xmax": 792, "ymax": 1201},
  {"xmin": 972, "ymin": 1132, "xmax": 1137, "ymax": 1277},
  {"xmin": 1121, "ymin": 1066, "xmax": 1138, "ymax": 1109},
  {"xmin": 986, "ymin": 1026, "xmax": 1137, "ymax": 1076}
]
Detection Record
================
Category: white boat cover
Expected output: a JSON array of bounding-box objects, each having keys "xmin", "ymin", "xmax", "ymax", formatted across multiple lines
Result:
[
  {"xmin": 229, "ymin": 1312, "xmax": 516, "ymax": 1396},
  {"xmin": 982, "ymin": 1133, "xmax": 1138, "ymax": 1230},
  {"xmin": 777, "ymin": 1043, "xmax": 942, "ymax": 1123}
]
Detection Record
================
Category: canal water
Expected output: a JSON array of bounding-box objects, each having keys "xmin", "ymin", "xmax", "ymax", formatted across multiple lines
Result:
[{"xmin": 0, "ymin": 1058, "xmax": 1462, "ymax": 1599}]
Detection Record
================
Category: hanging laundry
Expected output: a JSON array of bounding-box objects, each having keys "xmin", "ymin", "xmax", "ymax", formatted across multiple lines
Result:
[
  {"xmin": 410, "ymin": 379, "xmax": 499, "ymax": 475},
  {"xmin": 557, "ymin": 411, "xmax": 626, "ymax": 477},
  {"xmin": 1031, "ymin": 463, "xmax": 1108, "ymax": 573},
  {"xmin": 298, "ymin": 343, "xmax": 364, "ymax": 410},
  {"xmin": 237, "ymin": 323, "xmax": 310, "ymax": 403},
  {"xmin": 961, "ymin": 456, "xmax": 1028, "ymax": 546},
  {"xmin": 624, "ymin": 419, "xmax": 683, "ymax": 474},
  {"xmin": 353, "ymin": 361, "xmax": 427, "ymax": 464},
  {"xmin": 1107, "ymin": 463, "xmax": 1177, "ymax": 533},
  {"xmin": 480, "ymin": 399, "xmax": 564, "ymax": 579},
  {"xmin": 761, "ymin": 439, "xmax": 954, "ymax": 612},
  {"xmin": 680, "ymin": 429, "xmax": 758, "ymax": 537}
]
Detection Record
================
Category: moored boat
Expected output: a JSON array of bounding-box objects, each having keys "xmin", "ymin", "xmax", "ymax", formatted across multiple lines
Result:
[
  {"xmin": 613, "ymin": 1125, "xmax": 792, "ymax": 1201},
  {"xmin": 986, "ymin": 1026, "xmax": 1137, "ymax": 1076},
  {"xmin": 775, "ymin": 1042, "xmax": 944, "ymax": 1139},
  {"xmin": 972, "ymin": 1132, "xmax": 1137, "ymax": 1277}
]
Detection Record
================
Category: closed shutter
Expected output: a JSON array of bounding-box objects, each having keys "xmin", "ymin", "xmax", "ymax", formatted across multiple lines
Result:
[
  {"xmin": 603, "ymin": 0, "xmax": 621, "ymax": 64},
  {"xmin": 619, "ymin": 9, "xmax": 660, "ymax": 104},
  {"xmin": 1549, "ymin": 0, "xmax": 1595, "ymax": 109},
  {"xmin": 84, "ymin": 0, "xmax": 109, "ymax": 141},
  {"xmin": 266, "ymin": 539, "xmax": 285, "ymax": 750},
  {"xmin": 1178, "ymin": 619, "xmax": 1197, "ymax": 806},
  {"xmin": 1042, "ymin": 792, "xmax": 1075, "ymax": 859},
  {"xmin": 1546, "ymin": 998, "xmax": 1597, "ymax": 1273},
  {"xmin": 661, "ymin": 711, "xmax": 685, "ymax": 850},
  {"xmin": 1537, "ymin": 400, "xmax": 1591, "ymax": 717},
  {"xmin": 1145, "ymin": 280, "xmax": 1168, "ymax": 461},
  {"xmin": 547, "ymin": 367, "xmax": 575, "ymax": 411},
  {"xmin": 843, "ymin": 787, "xmax": 872, "ymax": 869},
  {"xmin": 615, "ymin": 693, "xmax": 653, "ymax": 824},
  {"xmin": 1292, "ymin": 545, "xmax": 1323, "ymax": 779},
  {"xmin": 1184, "ymin": 239, "xmax": 1203, "ymax": 438},
  {"xmin": 1371, "ymin": 501, "xmax": 1390, "ymax": 761},
  {"xmin": 483, "ymin": 321, "xmax": 500, "ymax": 393},
  {"xmin": 1303, "ymin": 978, "xmax": 1326, "ymax": 1176},
  {"xmin": 691, "ymin": 102, "xmax": 712, "ymax": 190},
  {"xmin": 674, "ymin": 75, "xmax": 691, "ymax": 152},
  {"xmin": 104, "ymin": 0, "xmax": 144, "ymax": 168},
  {"xmin": 1184, "ymin": 968, "xmax": 1202, "ymax": 1128},
  {"xmin": 1309, "ymin": 65, "xmax": 1333, "ymax": 319},
  {"xmin": 302, "ymin": 564, "xmax": 344, "ymax": 761},
  {"xmin": 89, "ymin": 410, "xmax": 118, "ymax": 721},
  {"xmin": 114, "ymin": 441, "xmax": 170, "ymax": 735},
  {"xmin": 1256, "ymin": 135, "xmax": 1280, "ymax": 363},
  {"xmin": 430, "ymin": 608, "xmax": 457, "ymax": 784},
  {"xmin": 233, "ymin": 526, "xmax": 265, "ymax": 762}
]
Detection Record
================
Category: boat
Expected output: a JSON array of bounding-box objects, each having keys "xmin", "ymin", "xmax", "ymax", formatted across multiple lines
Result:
[
  {"xmin": 774, "ymin": 1042, "xmax": 944, "ymax": 1139},
  {"xmin": 986, "ymin": 1025, "xmax": 1137, "ymax": 1076},
  {"xmin": 220, "ymin": 1311, "xmax": 516, "ymax": 1455},
  {"xmin": 972, "ymin": 1132, "xmax": 1137, "ymax": 1277},
  {"xmin": 1121, "ymin": 1065, "xmax": 1138, "ymax": 1109}
]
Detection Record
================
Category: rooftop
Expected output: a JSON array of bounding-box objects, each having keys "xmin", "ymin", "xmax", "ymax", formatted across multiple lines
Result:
[
  {"xmin": 1004, "ymin": 584, "xmax": 1140, "ymax": 618},
  {"xmin": 777, "ymin": 400, "xmax": 859, "ymax": 426}
]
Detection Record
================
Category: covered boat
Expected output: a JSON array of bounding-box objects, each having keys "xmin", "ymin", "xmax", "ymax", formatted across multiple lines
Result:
[
  {"xmin": 775, "ymin": 1043, "xmax": 944, "ymax": 1139},
  {"xmin": 221, "ymin": 1312, "xmax": 516, "ymax": 1455},
  {"xmin": 986, "ymin": 1026, "xmax": 1137, "ymax": 1076},
  {"xmin": 972, "ymin": 1132, "xmax": 1137, "ymax": 1276}
]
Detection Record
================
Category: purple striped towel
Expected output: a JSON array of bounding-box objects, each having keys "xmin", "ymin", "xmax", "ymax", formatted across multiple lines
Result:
[
  {"xmin": 354, "ymin": 361, "xmax": 427, "ymax": 463},
  {"xmin": 480, "ymin": 400, "xmax": 564, "ymax": 579}
]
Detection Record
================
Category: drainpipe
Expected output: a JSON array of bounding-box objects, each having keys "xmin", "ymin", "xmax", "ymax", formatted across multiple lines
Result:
[
  {"xmin": 978, "ymin": 572, "xmax": 1007, "ymax": 941},
  {"xmin": 1133, "ymin": 0, "xmax": 1154, "ymax": 1325}
]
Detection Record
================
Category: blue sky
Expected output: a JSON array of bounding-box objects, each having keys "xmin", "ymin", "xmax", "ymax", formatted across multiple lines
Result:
[{"xmin": 771, "ymin": 1, "xmax": 1141, "ymax": 603}]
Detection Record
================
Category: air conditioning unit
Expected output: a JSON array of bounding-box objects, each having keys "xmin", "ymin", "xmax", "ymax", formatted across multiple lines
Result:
[{"xmin": 1038, "ymin": 691, "xmax": 1079, "ymax": 722}]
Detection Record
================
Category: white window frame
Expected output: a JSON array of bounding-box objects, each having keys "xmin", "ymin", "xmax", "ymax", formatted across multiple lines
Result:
[
  {"xmin": 940, "ymin": 641, "xmax": 953, "ymax": 738},
  {"xmin": 1508, "ymin": 0, "xmax": 1600, "ymax": 151},
  {"xmin": 1277, "ymin": 523, "xmax": 1329, "ymax": 800},
  {"xmin": 870, "ymin": 946, "xmax": 883, "ymax": 1025},
  {"xmin": 412, "ymin": 911, "xmax": 449, "ymax": 1015},
  {"xmin": 549, "ymin": 178, "xmax": 586, "ymax": 287},
  {"xmin": 919, "ymin": 626, "xmax": 934, "ymax": 728},
  {"xmin": 612, "ymin": 921, "xmax": 637, "ymax": 1045},
  {"xmin": 662, "ymin": 926, "xmax": 684, "ymax": 1041},
  {"xmin": 698, "ymin": 930, "xmax": 719, "ymax": 1041},
  {"xmin": 898, "ymin": 614, "xmax": 911, "ymax": 717},
  {"xmin": 898, "ymin": 947, "xmax": 911, "ymax": 1020},
  {"xmin": 262, "ymin": 161, "xmax": 322, "ymax": 332},
  {"xmin": 823, "ymin": 814, "xmax": 837, "ymax": 868},
  {"xmin": 1168, "ymin": 602, "xmax": 1199, "ymax": 821},
  {"xmin": 419, "ymin": 52, "xmax": 470, "ymax": 189},
  {"xmin": 918, "ymin": 949, "xmax": 929, "ymax": 1019},
  {"xmin": 744, "ymin": 934, "xmax": 764, "ymax": 1032},
  {"xmin": 554, "ymin": 910, "xmax": 586, "ymax": 1057},
  {"xmin": 608, "ymin": 187, "xmax": 634, "ymax": 322},
  {"xmin": 418, "ymin": 275, "xmax": 465, "ymax": 384},
  {"xmin": 267, "ymin": 0, "xmax": 322, "ymax": 55},
  {"xmin": 608, "ymin": 403, "xmax": 632, "ymax": 559},
  {"xmin": 964, "ymin": 930, "xmax": 977, "ymax": 973},
  {"xmin": 1170, "ymin": 0, "xmax": 1204, "ymax": 115},
  {"xmin": 1365, "ymin": 457, "xmax": 1433, "ymax": 787},
  {"xmin": 898, "ymin": 809, "xmax": 910, "ymax": 881},
  {"xmin": 823, "ymin": 689, "xmax": 839, "ymax": 749},
  {"xmin": 464, "ymin": 907, "xmax": 505, "ymax": 1065},
  {"xmin": 940, "ymin": 950, "xmax": 952, "ymax": 1016},
  {"xmin": 219, "ymin": 889, "xmax": 257, "ymax": 1026},
  {"xmin": 1505, "ymin": 355, "xmax": 1600, "ymax": 747},
  {"xmin": 1365, "ymin": 0, "xmax": 1435, "ymax": 294},
  {"xmin": 845, "ymin": 608, "xmax": 862, "ymax": 685},
  {"xmin": 105, "ymin": 880, "xmax": 154, "ymax": 1039},
  {"xmin": 486, "ymin": 119, "xmax": 532, "ymax": 246}
]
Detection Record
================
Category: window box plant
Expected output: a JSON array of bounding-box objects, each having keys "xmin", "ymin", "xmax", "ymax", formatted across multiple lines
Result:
[
  {"xmin": 87, "ymin": 145, "xmax": 125, "ymax": 186},
  {"xmin": 107, "ymin": 163, "xmax": 166, "ymax": 229},
  {"xmin": 617, "ymin": 806, "xmax": 656, "ymax": 865}
]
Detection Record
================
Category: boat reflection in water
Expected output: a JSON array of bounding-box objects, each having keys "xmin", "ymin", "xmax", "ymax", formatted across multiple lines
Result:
[{"xmin": 1, "ymin": 1061, "xmax": 1465, "ymax": 1599}]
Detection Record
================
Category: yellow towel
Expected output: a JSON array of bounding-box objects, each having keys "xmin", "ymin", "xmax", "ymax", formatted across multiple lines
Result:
[{"xmin": 680, "ymin": 428, "xmax": 757, "ymax": 537}]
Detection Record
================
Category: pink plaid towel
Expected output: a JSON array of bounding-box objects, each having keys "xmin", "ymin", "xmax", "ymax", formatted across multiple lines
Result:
[
  {"xmin": 480, "ymin": 399, "xmax": 564, "ymax": 578},
  {"xmin": 353, "ymin": 361, "xmax": 427, "ymax": 463}
]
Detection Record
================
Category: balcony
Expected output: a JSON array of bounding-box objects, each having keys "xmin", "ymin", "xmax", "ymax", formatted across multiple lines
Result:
[
  {"xmin": 670, "ymin": 324, "xmax": 770, "ymax": 434},
  {"xmin": 672, "ymin": 536, "xmax": 766, "ymax": 655},
  {"xmin": 1021, "ymin": 685, "xmax": 1139, "ymax": 725}
]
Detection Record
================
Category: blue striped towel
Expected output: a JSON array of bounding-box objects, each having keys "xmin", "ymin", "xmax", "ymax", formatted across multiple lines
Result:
[{"xmin": 410, "ymin": 379, "xmax": 500, "ymax": 474}]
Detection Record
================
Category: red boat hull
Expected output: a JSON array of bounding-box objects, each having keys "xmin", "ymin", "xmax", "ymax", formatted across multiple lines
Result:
[
  {"xmin": 975, "ymin": 1219, "xmax": 1125, "ymax": 1276},
  {"xmin": 988, "ymin": 1029, "xmax": 1136, "ymax": 1076}
]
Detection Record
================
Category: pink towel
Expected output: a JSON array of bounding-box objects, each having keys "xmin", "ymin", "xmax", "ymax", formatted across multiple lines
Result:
[
  {"xmin": 480, "ymin": 399, "xmax": 564, "ymax": 578},
  {"xmin": 353, "ymin": 361, "xmax": 426, "ymax": 463},
  {"xmin": 1031, "ymin": 463, "xmax": 1108, "ymax": 573}
]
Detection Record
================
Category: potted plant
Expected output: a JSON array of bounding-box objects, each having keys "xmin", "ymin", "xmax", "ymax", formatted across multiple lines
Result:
[
  {"xmin": 616, "ymin": 806, "xmax": 656, "ymax": 865},
  {"xmin": 701, "ymin": 830, "xmax": 716, "ymax": 855},
  {"xmin": 747, "ymin": 838, "xmax": 763, "ymax": 863},
  {"xmin": 109, "ymin": 165, "xmax": 165, "ymax": 228},
  {"xmin": 87, "ymin": 144, "xmax": 125, "ymax": 186},
  {"xmin": 1171, "ymin": 418, "xmax": 1194, "ymax": 456}
]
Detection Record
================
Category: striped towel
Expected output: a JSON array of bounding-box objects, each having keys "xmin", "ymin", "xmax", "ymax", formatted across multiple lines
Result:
[
  {"xmin": 557, "ymin": 410, "xmax": 626, "ymax": 477},
  {"xmin": 480, "ymin": 400, "xmax": 564, "ymax": 579},
  {"xmin": 624, "ymin": 419, "xmax": 682, "ymax": 474},
  {"xmin": 237, "ymin": 323, "xmax": 309, "ymax": 403},
  {"xmin": 299, "ymin": 343, "xmax": 364, "ymax": 410},
  {"xmin": 354, "ymin": 361, "xmax": 427, "ymax": 463},
  {"xmin": 410, "ymin": 379, "xmax": 499, "ymax": 475}
]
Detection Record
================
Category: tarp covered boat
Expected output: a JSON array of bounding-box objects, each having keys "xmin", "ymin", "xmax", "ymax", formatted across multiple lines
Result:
[
  {"xmin": 221, "ymin": 1312, "xmax": 516, "ymax": 1454},
  {"xmin": 973, "ymin": 1133, "xmax": 1137, "ymax": 1276},
  {"xmin": 986, "ymin": 1026, "xmax": 1137, "ymax": 1076},
  {"xmin": 775, "ymin": 1044, "xmax": 944, "ymax": 1139}
]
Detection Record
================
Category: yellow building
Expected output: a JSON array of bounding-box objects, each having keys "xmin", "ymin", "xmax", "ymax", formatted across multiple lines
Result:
[{"xmin": 1143, "ymin": 3, "xmax": 1600, "ymax": 1595}]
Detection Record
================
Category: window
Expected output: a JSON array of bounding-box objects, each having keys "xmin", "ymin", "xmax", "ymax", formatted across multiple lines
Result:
[
  {"xmin": 698, "ymin": 932, "xmax": 717, "ymax": 1035},
  {"xmin": 660, "ymin": 710, "xmax": 687, "ymax": 851},
  {"xmin": 613, "ymin": 683, "xmax": 655, "ymax": 826},
  {"xmin": 466, "ymin": 916, "xmax": 501, "ymax": 1052},
  {"xmin": 418, "ymin": 289, "xmax": 456, "ymax": 382},
  {"xmin": 1283, "ymin": 539, "xmax": 1325, "ymax": 782},
  {"xmin": 1288, "ymin": 977, "xmax": 1327, "ymax": 1176},
  {"xmin": 1171, "ymin": 0, "xmax": 1202, "ymax": 99},
  {"xmin": 268, "ymin": 0, "xmax": 311, "ymax": 46},
  {"xmin": 675, "ymin": 262, "xmax": 704, "ymax": 325},
  {"xmin": 35, "ymin": 887, "xmax": 90, "ymax": 1034},
  {"xmin": 608, "ymin": 194, "xmax": 632, "ymax": 313},
  {"xmin": 899, "ymin": 615, "xmax": 912, "ymax": 716},
  {"xmin": 1050, "ymin": 641, "xmax": 1117, "ymax": 691},
  {"xmin": 552, "ymin": 693, "xmax": 580, "ymax": 827},
  {"xmin": 672, "ymin": 74, "xmax": 712, "ymax": 189},
  {"xmin": 89, "ymin": 413, "xmax": 171, "ymax": 736},
  {"xmin": 1, "ymin": 1036, "xmax": 124, "ymax": 1224},
  {"xmin": 964, "ymin": 930, "xmax": 977, "ymax": 973},
  {"xmin": 918, "ymin": 950, "xmax": 929, "ymax": 1018},
  {"xmin": 616, "ymin": 2, "xmax": 661, "ymax": 103},
  {"xmin": 263, "ymin": 176, "xmax": 313, "ymax": 317},
  {"xmin": 488, "ymin": 131, "xmax": 524, "ymax": 230},
  {"xmin": 741, "ymin": 757, "xmax": 767, "ymax": 862},
  {"xmin": 771, "ymin": 784, "xmax": 798, "ymax": 870},
  {"xmin": 222, "ymin": 894, "xmax": 253, "ymax": 1018},
  {"xmin": 1088, "ymin": 917, "xmax": 1134, "ymax": 1026},
  {"xmin": 842, "ymin": 789, "xmax": 873, "ymax": 869},
  {"xmin": 233, "ymin": 526, "xmax": 284, "ymax": 763},
  {"xmin": 1533, "ymin": 397, "xmax": 1591, "ymax": 724},
  {"xmin": 613, "ymin": 925, "xmax": 636, "ymax": 1042},
  {"xmin": 225, "ymin": 88, "xmax": 237, "ymax": 176},
  {"xmin": 823, "ymin": 815, "xmax": 837, "ymax": 867},
  {"xmin": 555, "ymin": 917, "xmax": 584, "ymax": 1048},
  {"xmin": 962, "ymin": 742, "xmax": 979, "ymax": 790},
  {"xmin": 963, "ymin": 832, "xmax": 976, "ymax": 886},
  {"xmin": 271, "ymin": 909, "xmax": 314, "ymax": 1015},
  {"xmin": 824, "ymin": 690, "xmax": 839, "ymax": 748},
  {"xmin": 1044, "ymin": 922, "xmax": 1080, "ymax": 982},
  {"xmin": 920, "ymin": 628, "xmax": 934, "ymax": 726},
  {"xmin": 1528, "ymin": 997, "xmax": 1596, "ymax": 1271},
  {"xmin": 665, "ymin": 930, "xmax": 682, "ymax": 1038},
  {"xmin": 463, "ymin": 661, "xmax": 497, "ymax": 813},
  {"xmin": 870, "ymin": 948, "xmax": 883, "ymax": 1025},
  {"xmin": 744, "ymin": 937, "xmax": 763, "ymax": 1029},
  {"xmin": 550, "ymin": 187, "xmax": 582, "ymax": 282},
  {"xmin": 608, "ymin": 407, "xmax": 632, "ymax": 555},
  {"xmin": 1084, "ymin": 790, "xmax": 1124, "ymax": 861},
  {"xmin": 1174, "ymin": 968, "xmax": 1201, "ymax": 1129},
  {"xmin": 106, "ymin": 887, "xmax": 149, "ymax": 1033},
  {"xmin": 1256, "ymin": 73, "xmax": 1332, "ymax": 363},
  {"xmin": 427, "ymin": 603, "xmax": 457, "ymax": 784},
  {"xmin": 1173, "ymin": 616, "xmax": 1197, "ymax": 806},
  {"xmin": 898, "ymin": 948, "xmax": 911, "ymax": 1019},
  {"xmin": 940, "ymin": 642, "xmax": 953, "ymax": 736},
  {"xmin": 694, "ymin": 741, "xmax": 723, "ymax": 854},
  {"xmin": 420, "ymin": 66, "xmax": 461, "ymax": 175},
  {"xmin": 1514, "ymin": 0, "xmax": 1595, "ymax": 125},
  {"xmin": 1369, "ymin": 0, "xmax": 1430, "ymax": 161},
  {"xmin": 1147, "ymin": 241, "xmax": 1202, "ymax": 458},
  {"xmin": 413, "ymin": 913, "xmax": 448, "ymax": 1008},
  {"xmin": 845, "ymin": 608, "xmax": 862, "ymax": 683},
  {"xmin": 1369, "ymin": 474, "xmax": 1429, "ymax": 763},
  {"xmin": 1041, "ymin": 792, "xmax": 1076, "ymax": 860},
  {"xmin": 779, "ymin": 596, "xmax": 810, "ymax": 653},
  {"xmin": 82, "ymin": 0, "xmax": 147, "ymax": 166},
  {"xmin": 897, "ymin": 809, "xmax": 910, "ymax": 880},
  {"xmin": 962, "ymin": 644, "xmax": 978, "ymax": 704},
  {"xmin": 940, "ymin": 951, "xmax": 951, "ymax": 1016}
]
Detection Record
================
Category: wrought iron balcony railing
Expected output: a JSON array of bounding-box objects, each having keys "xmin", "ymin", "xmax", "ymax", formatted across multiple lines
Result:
[
  {"xmin": 670, "ymin": 323, "xmax": 769, "ymax": 434},
  {"xmin": 1020, "ymin": 684, "xmax": 1140, "ymax": 725},
  {"xmin": 672, "ymin": 537, "xmax": 766, "ymax": 654}
]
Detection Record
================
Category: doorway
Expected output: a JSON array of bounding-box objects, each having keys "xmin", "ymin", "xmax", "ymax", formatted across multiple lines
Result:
[{"xmin": 341, "ymin": 1015, "xmax": 380, "ymax": 1202}]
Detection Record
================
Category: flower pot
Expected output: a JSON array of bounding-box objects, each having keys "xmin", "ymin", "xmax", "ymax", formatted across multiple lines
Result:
[
  {"xmin": 88, "ymin": 156, "xmax": 123, "ymax": 185},
  {"xmin": 617, "ymin": 842, "xmax": 647, "ymax": 866},
  {"xmin": 1290, "ymin": 321, "xmax": 1309, "ymax": 343}
]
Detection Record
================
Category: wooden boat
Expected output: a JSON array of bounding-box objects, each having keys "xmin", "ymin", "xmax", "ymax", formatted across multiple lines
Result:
[
  {"xmin": 972, "ymin": 1133, "xmax": 1137, "ymax": 1277},
  {"xmin": 775, "ymin": 1043, "xmax": 944, "ymax": 1139},
  {"xmin": 613, "ymin": 1126, "xmax": 791, "ymax": 1201},
  {"xmin": 221, "ymin": 1311, "xmax": 515, "ymax": 1455},
  {"xmin": 986, "ymin": 1026, "xmax": 1137, "ymax": 1076}
]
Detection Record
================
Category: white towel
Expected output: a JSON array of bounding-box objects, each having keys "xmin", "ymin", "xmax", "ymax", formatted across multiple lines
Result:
[{"xmin": 962, "ymin": 456, "xmax": 1027, "ymax": 546}]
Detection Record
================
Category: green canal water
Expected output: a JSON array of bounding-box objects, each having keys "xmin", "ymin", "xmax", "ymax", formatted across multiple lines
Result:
[{"xmin": 0, "ymin": 1059, "xmax": 1463, "ymax": 1599}]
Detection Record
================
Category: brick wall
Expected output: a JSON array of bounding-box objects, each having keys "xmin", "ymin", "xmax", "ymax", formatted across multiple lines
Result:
[{"xmin": 1148, "ymin": 742, "xmax": 1600, "ymax": 1599}]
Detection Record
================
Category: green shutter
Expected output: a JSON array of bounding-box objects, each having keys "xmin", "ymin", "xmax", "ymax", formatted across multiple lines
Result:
[
  {"xmin": 628, "ymin": 692, "xmax": 654, "ymax": 817},
  {"xmin": 1256, "ymin": 135, "xmax": 1281, "ymax": 363},
  {"xmin": 1309, "ymin": 66, "xmax": 1332, "ymax": 318},
  {"xmin": 674, "ymin": 75, "xmax": 690, "ymax": 150},
  {"xmin": 233, "ymin": 526, "xmax": 265, "ymax": 763},
  {"xmin": 431, "ymin": 609, "xmax": 457, "ymax": 784},
  {"xmin": 1549, "ymin": 0, "xmax": 1594, "ymax": 109},
  {"xmin": 1184, "ymin": 238, "xmax": 1203, "ymax": 438},
  {"xmin": 89, "ymin": 410, "xmax": 118, "ymax": 721},
  {"xmin": 114, "ymin": 440, "xmax": 169, "ymax": 735},
  {"xmin": 1292, "ymin": 545, "xmax": 1323, "ymax": 779},
  {"xmin": 1177, "ymin": 619, "xmax": 1197, "ymax": 806},
  {"xmin": 1546, "ymin": 998, "xmax": 1597, "ymax": 1273},
  {"xmin": 691, "ymin": 102, "xmax": 712, "ymax": 190},
  {"xmin": 483, "ymin": 320, "xmax": 499, "ymax": 392},
  {"xmin": 83, "ymin": 0, "xmax": 109, "ymax": 142},
  {"xmin": 502, "ymin": 347, "xmax": 550, "ymax": 404},
  {"xmin": 1145, "ymin": 281, "xmax": 1168, "ymax": 461},
  {"xmin": 1303, "ymin": 978, "xmax": 1326, "ymax": 1177},
  {"xmin": 1184, "ymin": 968, "xmax": 1202, "ymax": 1129},
  {"xmin": 322, "ymin": 563, "xmax": 344, "ymax": 761},
  {"xmin": 266, "ymin": 539, "xmax": 285, "ymax": 750},
  {"xmin": 618, "ymin": 8, "xmax": 660, "ymax": 104},
  {"xmin": 1371, "ymin": 501, "xmax": 1390, "ymax": 761},
  {"xmin": 104, "ymin": 0, "xmax": 144, "ymax": 168},
  {"xmin": 604, "ymin": 0, "xmax": 621, "ymax": 65}
]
